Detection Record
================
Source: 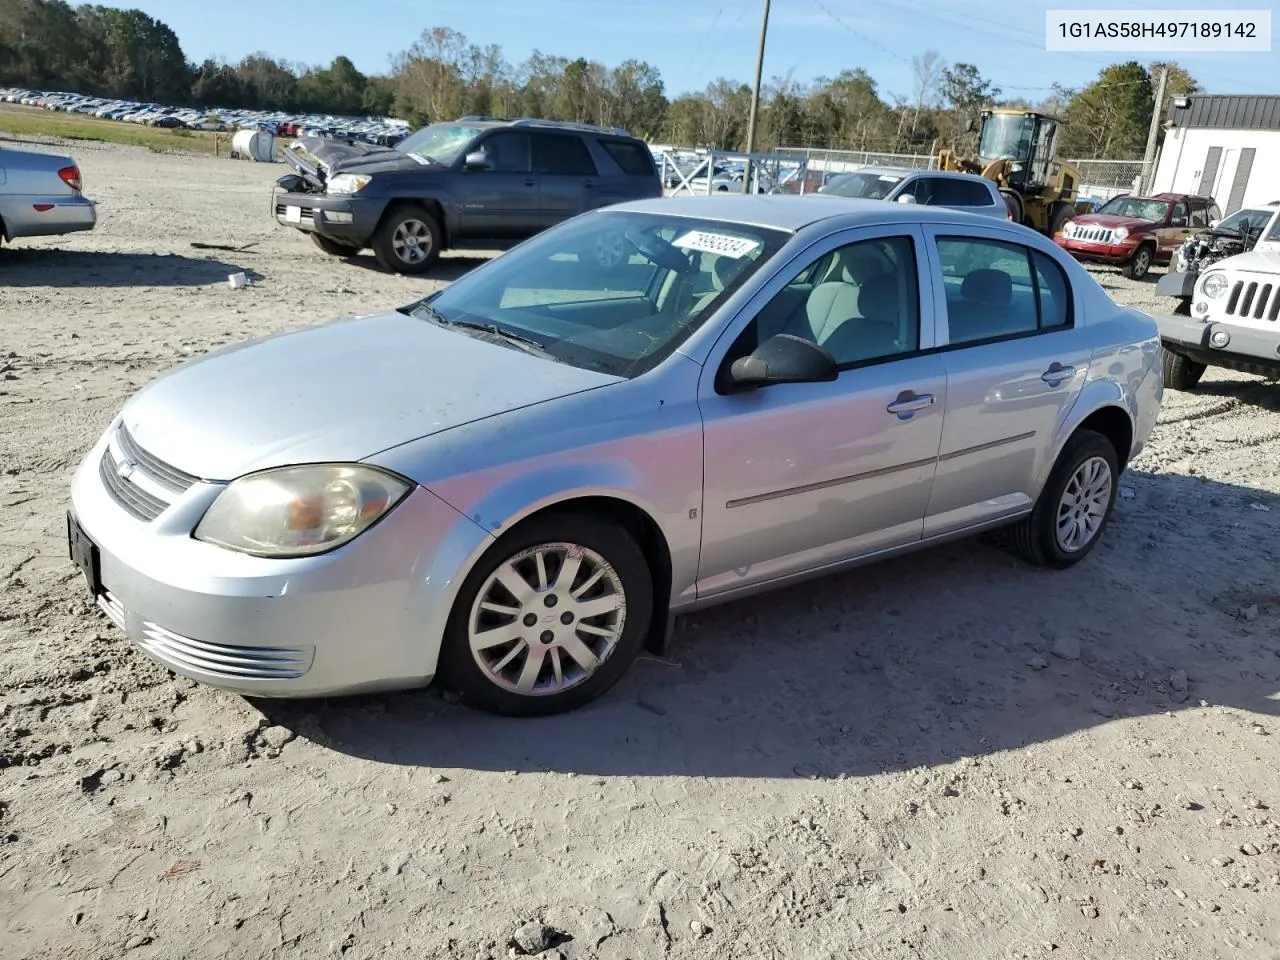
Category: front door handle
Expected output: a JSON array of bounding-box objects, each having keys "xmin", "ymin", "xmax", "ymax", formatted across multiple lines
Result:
[
  {"xmin": 1041, "ymin": 362, "xmax": 1075, "ymax": 385},
  {"xmin": 524, "ymin": 176, "xmax": 536, "ymax": 187},
  {"xmin": 583, "ymin": 179, "xmax": 596, "ymax": 189},
  {"xmin": 887, "ymin": 391, "xmax": 935, "ymax": 419}
]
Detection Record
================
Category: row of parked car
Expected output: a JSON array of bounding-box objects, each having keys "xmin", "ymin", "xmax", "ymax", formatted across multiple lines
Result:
[{"xmin": 1, "ymin": 87, "xmax": 411, "ymax": 146}]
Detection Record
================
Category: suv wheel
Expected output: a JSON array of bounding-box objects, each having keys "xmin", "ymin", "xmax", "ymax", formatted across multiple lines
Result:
[
  {"xmin": 1122, "ymin": 243, "xmax": 1153, "ymax": 280},
  {"xmin": 372, "ymin": 205, "xmax": 441, "ymax": 274},
  {"xmin": 1162, "ymin": 347, "xmax": 1207, "ymax": 390}
]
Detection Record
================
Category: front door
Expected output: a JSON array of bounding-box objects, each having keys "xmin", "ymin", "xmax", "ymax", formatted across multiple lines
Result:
[
  {"xmin": 1157, "ymin": 200, "xmax": 1191, "ymax": 260},
  {"xmin": 532, "ymin": 132, "xmax": 596, "ymax": 228},
  {"xmin": 697, "ymin": 226, "xmax": 947, "ymax": 598},
  {"xmin": 456, "ymin": 131, "xmax": 540, "ymax": 241},
  {"xmin": 919, "ymin": 227, "xmax": 1093, "ymax": 536}
]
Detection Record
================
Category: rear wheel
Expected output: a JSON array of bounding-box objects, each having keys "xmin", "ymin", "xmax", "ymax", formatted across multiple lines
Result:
[
  {"xmin": 310, "ymin": 233, "xmax": 357, "ymax": 257},
  {"xmin": 1162, "ymin": 347, "xmax": 1207, "ymax": 390},
  {"xmin": 371, "ymin": 204, "xmax": 441, "ymax": 274},
  {"xmin": 1122, "ymin": 243, "xmax": 1154, "ymax": 280},
  {"xmin": 1007, "ymin": 429, "xmax": 1119, "ymax": 569},
  {"xmin": 437, "ymin": 513, "xmax": 654, "ymax": 717}
]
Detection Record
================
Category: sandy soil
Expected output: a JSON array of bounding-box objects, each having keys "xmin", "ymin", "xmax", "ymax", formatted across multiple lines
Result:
[{"xmin": 2, "ymin": 136, "xmax": 1279, "ymax": 960}]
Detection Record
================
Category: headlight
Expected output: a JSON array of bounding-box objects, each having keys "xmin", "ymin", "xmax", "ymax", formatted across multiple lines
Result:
[
  {"xmin": 194, "ymin": 464, "xmax": 411, "ymax": 557},
  {"xmin": 326, "ymin": 173, "xmax": 372, "ymax": 195},
  {"xmin": 1201, "ymin": 273, "xmax": 1228, "ymax": 298},
  {"xmin": 1112, "ymin": 226, "xmax": 1129, "ymax": 242}
]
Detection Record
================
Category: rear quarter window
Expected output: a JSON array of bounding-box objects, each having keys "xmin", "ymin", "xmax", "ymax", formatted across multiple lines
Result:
[{"xmin": 599, "ymin": 140, "xmax": 657, "ymax": 177}]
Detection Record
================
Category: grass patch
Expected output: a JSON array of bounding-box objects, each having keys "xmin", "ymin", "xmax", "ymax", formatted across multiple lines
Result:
[{"xmin": 0, "ymin": 103, "xmax": 223, "ymax": 155}]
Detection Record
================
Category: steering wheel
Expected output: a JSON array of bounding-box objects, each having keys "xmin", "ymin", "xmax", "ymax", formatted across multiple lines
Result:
[{"xmin": 625, "ymin": 230, "xmax": 694, "ymax": 273}]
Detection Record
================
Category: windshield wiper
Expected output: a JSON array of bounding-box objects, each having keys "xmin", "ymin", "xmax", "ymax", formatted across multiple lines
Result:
[{"xmin": 409, "ymin": 303, "xmax": 559, "ymax": 361}]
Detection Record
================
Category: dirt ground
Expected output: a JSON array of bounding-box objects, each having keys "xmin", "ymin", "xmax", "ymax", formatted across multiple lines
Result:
[{"xmin": 2, "ymin": 136, "xmax": 1279, "ymax": 960}]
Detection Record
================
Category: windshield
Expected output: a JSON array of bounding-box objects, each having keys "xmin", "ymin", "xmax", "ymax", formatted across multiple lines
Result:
[
  {"xmin": 978, "ymin": 113, "xmax": 1034, "ymax": 162},
  {"xmin": 1220, "ymin": 208, "xmax": 1278, "ymax": 236},
  {"xmin": 819, "ymin": 171, "xmax": 903, "ymax": 199},
  {"xmin": 395, "ymin": 122, "xmax": 484, "ymax": 164},
  {"xmin": 412, "ymin": 210, "xmax": 790, "ymax": 378},
  {"xmin": 1098, "ymin": 197, "xmax": 1171, "ymax": 222}
]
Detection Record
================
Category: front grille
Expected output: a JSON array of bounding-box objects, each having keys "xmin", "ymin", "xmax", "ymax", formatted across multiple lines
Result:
[
  {"xmin": 1072, "ymin": 226, "xmax": 1115, "ymax": 243},
  {"xmin": 116, "ymin": 425, "xmax": 198, "ymax": 493},
  {"xmin": 99, "ymin": 425, "xmax": 197, "ymax": 522},
  {"xmin": 275, "ymin": 203, "xmax": 316, "ymax": 221},
  {"xmin": 1224, "ymin": 280, "xmax": 1280, "ymax": 321},
  {"xmin": 100, "ymin": 447, "xmax": 168, "ymax": 521},
  {"xmin": 97, "ymin": 589, "xmax": 126, "ymax": 631},
  {"xmin": 136, "ymin": 622, "xmax": 314, "ymax": 680}
]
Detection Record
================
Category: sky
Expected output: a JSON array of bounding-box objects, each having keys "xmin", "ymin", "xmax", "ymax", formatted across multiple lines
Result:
[{"xmin": 127, "ymin": 0, "xmax": 1278, "ymax": 100}]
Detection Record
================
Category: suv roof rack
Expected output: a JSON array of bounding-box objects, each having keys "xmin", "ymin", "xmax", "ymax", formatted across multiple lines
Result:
[
  {"xmin": 453, "ymin": 116, "xmax": 633, "ymax": 137},
  {"xmin": 508, "ymin": 117, "xmax": 632, "ymax": 137}
]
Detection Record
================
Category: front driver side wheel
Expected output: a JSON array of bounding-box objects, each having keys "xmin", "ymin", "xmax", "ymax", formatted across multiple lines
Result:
[
  {"xmin": 371, "ymin": 204, "xmax": 441, "ymax": 274},
  {"xmin": 1007, "ymin": 428, "xmax": 1120, "ymax": 569},
  {"xmin": 437, "ymin": 513, "xmax": 654, "ymax": 717}
]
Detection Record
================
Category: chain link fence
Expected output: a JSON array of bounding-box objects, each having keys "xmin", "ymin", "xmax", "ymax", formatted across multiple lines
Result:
[{"xmin": 769, "ymin": 146, "xmax": 1152, "ymax": 200}]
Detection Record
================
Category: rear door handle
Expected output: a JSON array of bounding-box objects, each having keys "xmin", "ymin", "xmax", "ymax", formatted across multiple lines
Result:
[
  {"xmin": 1041, "ymin": 363, "xmax": 1075, "ymax": 385},
  {"xmin": 887, "ymin": 391, "xmax": 935, "ymax": 419},
  {"xmin": 524, "ymin": 176, "xmax": 536, "ymax": 187},
  {"xmin": 583, "ymin": 179, "xmax": 596, "ymax": 189}
]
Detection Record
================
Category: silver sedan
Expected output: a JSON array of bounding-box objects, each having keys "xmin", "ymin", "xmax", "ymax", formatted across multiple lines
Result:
[
  {"xmin": 67, "ymin": 195, "xmax": 1163, "ymax": 716},
  {"xmin": 0, "ymin": 143, "xmax": 96, "ymax": 244}
]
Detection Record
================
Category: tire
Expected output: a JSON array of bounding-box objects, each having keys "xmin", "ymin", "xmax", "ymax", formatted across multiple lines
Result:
[
  {"xmin": 310, "ymin": 233, "xmax": 357, "ymax": 257},
  {"xmin": 371, "ymin": 204, "xmax": 441, "ymax": 274},
  {"xmin": 1007, "ymin": 428, "xmax": 1120, "ymax": 569},
  {"xmin": 436, "ymin": 512, "xmax": 654, "ymax": 717},
  {"xmin": 1122, "ymin": 243, "xmax": 1154, "ymax": 280},
  {"xmin": 1173, "ymin": 299, "xmax": 1192, "ymax": 316},
  {"xmin": 1162, "ymin": 347, "xmax": 1206, "ymax": 391},
  {"xmin": 1000, "ymin": 190, "xmax": 1023, "ymax": 225},
  {"xmin": 1048, "ymin": 204, "xmax": 1073, "ymax": 237}
]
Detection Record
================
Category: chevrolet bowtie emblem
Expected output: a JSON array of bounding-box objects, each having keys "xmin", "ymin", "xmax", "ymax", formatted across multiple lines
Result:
[{"xmin": 116, "ymin": 459, "xmax": 136, "ymax": 481}]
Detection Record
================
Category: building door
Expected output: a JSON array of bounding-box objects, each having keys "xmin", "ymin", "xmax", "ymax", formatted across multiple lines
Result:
[
  {"xmin": 1212, "ymin": 148, "xmax": 1239, "ymax": 207},
  {"xmin": 1197, "ymin": 146, "xmax": 1222, "ymax": 197},
  {"xmin": 1226, "ymin": 147, "xmax": 1256, "ymax": 214}
]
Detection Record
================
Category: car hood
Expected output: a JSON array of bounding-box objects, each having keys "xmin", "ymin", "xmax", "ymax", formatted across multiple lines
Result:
[
  {"xmin": 1208, "ymin": 248, "xmax": 1280, "ymax": 276},
  {"xmin": 1070, "ymin": 214, "xmax": 1157, "ymax": 230},
  {"xmin": 285, "ymin": 136, "xmax": 435, "ymax": 177},
  {"xmin": 118, "ymin": 311, "xmax": 623, "ymax": 481}
]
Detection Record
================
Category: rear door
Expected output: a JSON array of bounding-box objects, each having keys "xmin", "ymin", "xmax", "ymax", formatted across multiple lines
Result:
[
  {"xmin": 919, "ymin": 226, "xmax": 1094, "ymax": 536},
  {"xmin": 455, "ymin": 131, "xmax": 539, "ymax": 240},
  {"xmin": 532, "ymin": 132, "xmax": 597, "ymax": 228}
]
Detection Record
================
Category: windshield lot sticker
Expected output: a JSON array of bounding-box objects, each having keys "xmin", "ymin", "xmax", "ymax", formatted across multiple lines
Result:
[{"xmin": 671, "ymin": 231, "xmax": 760, "ymax": 259}]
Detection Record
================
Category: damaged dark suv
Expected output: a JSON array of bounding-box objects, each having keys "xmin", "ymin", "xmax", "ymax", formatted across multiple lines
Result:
[{"xmin": 273, "ymin": 116, "xmax": 664, "ymax": 274}]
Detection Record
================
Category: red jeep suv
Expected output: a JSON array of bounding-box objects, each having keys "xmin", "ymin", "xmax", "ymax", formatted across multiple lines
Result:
[{"xmin": 1055, "ymin": 192, "xmax": 1220, "ymax": 280}]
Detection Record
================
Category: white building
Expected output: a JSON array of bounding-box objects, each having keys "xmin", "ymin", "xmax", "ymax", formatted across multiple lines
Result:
[{"xmin": 1152, "ymin": 94, "xmax": 1280, "ymax": 214}]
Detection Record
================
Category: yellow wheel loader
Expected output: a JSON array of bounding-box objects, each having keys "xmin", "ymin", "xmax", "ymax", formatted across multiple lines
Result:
[{"xmin": 936, "ymin": 109, "xmax": 1083, "ymax": 237}]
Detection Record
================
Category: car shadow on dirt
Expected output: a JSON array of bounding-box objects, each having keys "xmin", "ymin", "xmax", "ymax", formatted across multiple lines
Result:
[
  {"xmin": 252, "ymin": 470, "xmax": 1280, "ymax": 779},
  {"xmin": 1171, "ymin": 376, "xmax": 1280, "ymax": 410},
  {"xmin": 0, "ymin": 249, "xmax": 262, "ymax": 288},
  {"xmin": 333, "ymin": 252, "xmax": 490, "ymax": 282}
]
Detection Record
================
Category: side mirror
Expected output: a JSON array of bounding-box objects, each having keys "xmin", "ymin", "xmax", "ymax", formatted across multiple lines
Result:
[
  {"xmin": 896, "ymin": 193, "xmax": 916, "ymax": 204},
  {"xmin": 1208, "ymin": 219, "xmax": 1220, "ymax": 228},
  {"xmin": 724, "ymin": 334, "xmax": 838, "ymax": 390},
  {"xmin": 463, "ymin": 150, "xmax": 489, "ymax": 170}
]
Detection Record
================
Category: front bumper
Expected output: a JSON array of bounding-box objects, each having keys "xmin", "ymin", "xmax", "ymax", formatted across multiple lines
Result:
[
  {"xmin": 273, "ymin": 190, "xmax": 385, "ymax": 244},
  {"xmin": 1154, "ymin": 311, "xmax": 1280, "ymax": 372},
  {"xmin": 67, "ymin": 422, "xmax": 492, "ymax": 698},
  {"xmin": 1055, "ymin": 237, "xmax": 1141, "ymax": 264},
  {"xmin": 1155, "ymin": 270, "xmax": 1197, "ymax": 299}
]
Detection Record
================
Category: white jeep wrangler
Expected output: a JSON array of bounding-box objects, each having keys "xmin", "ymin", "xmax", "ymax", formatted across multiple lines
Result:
[{"xmin": 1155, "ymin": 205, "xmax": 1280, "ymax": 390}]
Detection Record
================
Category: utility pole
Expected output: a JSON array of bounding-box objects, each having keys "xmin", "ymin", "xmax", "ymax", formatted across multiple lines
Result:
[
  {"xmin": 1141, "ymin": 65, "xmax": 1168, "ymax": 194},
  {"xmin": 742, "ymin": 0, "xmax": 771, "ymax": 194}
]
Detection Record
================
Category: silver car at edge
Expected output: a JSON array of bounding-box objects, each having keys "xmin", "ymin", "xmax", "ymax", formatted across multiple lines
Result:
[
  {"xmin": 67, "ymin": 195, "xmax": 1163, "ymax": 716},
  {"xmin": 0, "ymin": 143, "xmax": 97, "ymax": 244}
]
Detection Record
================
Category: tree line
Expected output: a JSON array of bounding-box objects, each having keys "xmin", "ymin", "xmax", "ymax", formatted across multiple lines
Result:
[{"xmin": 0, "ymin": 0, "xmax": 1200, "ymax": 159}]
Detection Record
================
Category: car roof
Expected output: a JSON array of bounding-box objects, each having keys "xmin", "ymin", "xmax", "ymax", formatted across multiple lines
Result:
[{"xmin": 607, "ymin": 194, "xmax": 1005, "ymax": 232}]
